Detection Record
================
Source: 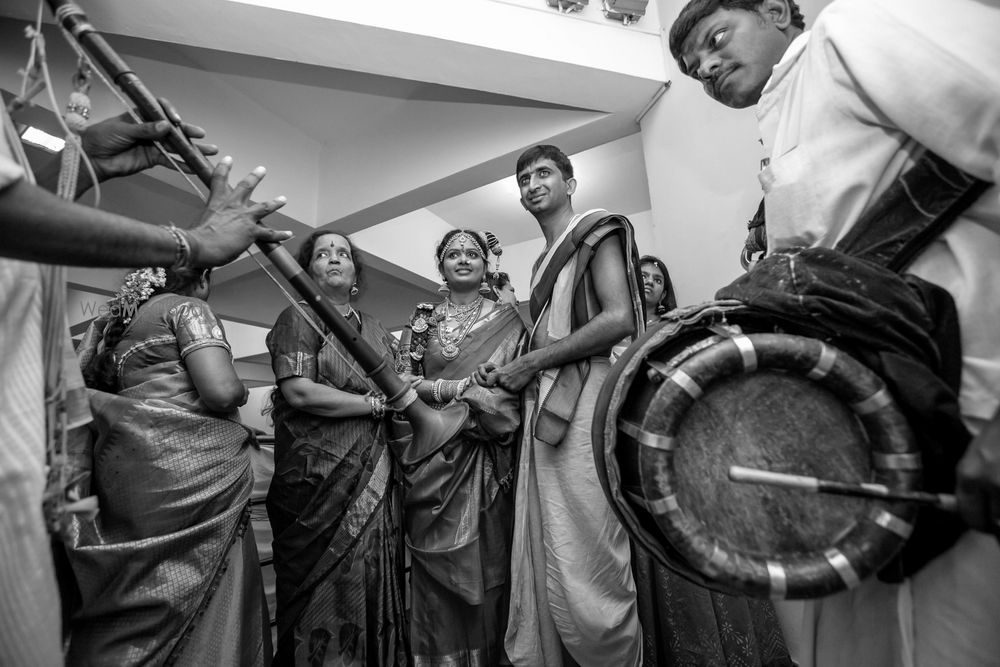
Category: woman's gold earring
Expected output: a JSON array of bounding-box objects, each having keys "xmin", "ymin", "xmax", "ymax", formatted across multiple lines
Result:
[{"xmin": 350, "ymin": 284, "xmax": 359, "ymax": 296}]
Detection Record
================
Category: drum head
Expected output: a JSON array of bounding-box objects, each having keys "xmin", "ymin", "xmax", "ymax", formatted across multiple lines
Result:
[{"xmin": 594, "ymin": 302, "xmax": 920, "ymax": 599}]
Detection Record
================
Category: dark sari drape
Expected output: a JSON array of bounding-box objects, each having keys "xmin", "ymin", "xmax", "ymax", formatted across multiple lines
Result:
[
  {"xmin": 266, "ymin": 306, "xmax": 407, "ymax": 666},
  {"xmin": 68, "ymin": 294, "xmax": 269, "ymax": 666},
  {"xmin": 393, "ymin": 302, "xmax": 524, "ymax": 666},
  {"xmin": 633, "ymin": 547, "xmax": 792, "ymax": 666}
]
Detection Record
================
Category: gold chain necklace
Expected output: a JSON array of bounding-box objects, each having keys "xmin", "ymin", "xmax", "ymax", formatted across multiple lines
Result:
[{"xmin": 438, "ymin": 296, "xmax": 483, "ymax": 360}]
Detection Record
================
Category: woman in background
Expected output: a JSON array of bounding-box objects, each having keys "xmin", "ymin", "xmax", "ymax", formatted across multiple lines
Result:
[
  {"xmin": 630, "ymin": 253, "xmax": 792, "ymax": 666},
  {"xmin": 640, "ymin": 254, "xmax": 677, "ymax": 325},
  {"xmin": 394, "ymin": 229, "xmax": 524, "ymax": 665},
  {"xmin": 72, "ymin": 265, "xmax": 269, "ymax": 666},
  {"xmin": 265, "ymin": 230, "xmax": 407, "ymax": 666}
]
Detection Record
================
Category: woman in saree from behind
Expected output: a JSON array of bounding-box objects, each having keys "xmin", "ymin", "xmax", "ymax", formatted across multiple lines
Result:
[
  {"xmin": 70, "ymin": 265, "xmax": 269, "ymax": 666},
  {"xmin": 393, "ymin": 229, "xmax": 525, "ymax": 666}
]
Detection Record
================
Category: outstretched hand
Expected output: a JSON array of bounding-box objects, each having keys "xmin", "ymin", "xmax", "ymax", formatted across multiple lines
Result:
[
  {"xmin": 186, "ymin": 158, "xmax": 290, "ymax": 268},
  {"xmin": 79, "ymin": 98, "xmax": 218, "ymax": 181},
  {"xmin": 955, "ymin": 409, "xmax": 1000, "ymax": 538}
]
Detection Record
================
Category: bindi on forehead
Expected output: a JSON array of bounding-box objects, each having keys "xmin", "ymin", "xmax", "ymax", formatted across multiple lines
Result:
[{"xmin": 314, "ymin": 234, "xmax": 351, "ymax": 257}]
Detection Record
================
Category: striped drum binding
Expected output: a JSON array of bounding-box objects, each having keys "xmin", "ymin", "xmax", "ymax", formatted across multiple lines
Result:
[{"xmin": 593, "ymin": 301, "xmax": 920, "ymax": 599}]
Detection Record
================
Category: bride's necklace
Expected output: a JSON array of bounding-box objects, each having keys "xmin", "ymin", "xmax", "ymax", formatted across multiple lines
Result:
[{"xmin": 438, "ymin": 295, "xmax": 483, "ymax": 360}]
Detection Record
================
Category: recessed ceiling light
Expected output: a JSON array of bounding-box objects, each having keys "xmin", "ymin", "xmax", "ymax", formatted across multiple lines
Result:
[{"xmin": 20, "ymin": 126, "xmax": 66, "ymax": 153}]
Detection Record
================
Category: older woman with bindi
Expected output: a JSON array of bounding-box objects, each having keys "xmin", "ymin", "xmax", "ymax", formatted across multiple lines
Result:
[{"xmin": 265, "ymin": 230, "xmax": 408, "ymax": 666}]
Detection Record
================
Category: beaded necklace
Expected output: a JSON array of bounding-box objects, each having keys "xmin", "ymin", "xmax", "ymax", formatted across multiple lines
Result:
[{"xmin": 437, "ymin": 296, "xmax": 483, "ymax": 360}]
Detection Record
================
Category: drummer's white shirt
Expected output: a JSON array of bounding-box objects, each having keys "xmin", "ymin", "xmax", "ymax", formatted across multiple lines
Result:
[
  {"xmin": 756, "ymin": 0, "xmax": 1000, "ymax": 426},
  {"xmin": 754, "ymin": 1, "xmax": 1000, "ymax": 666}
]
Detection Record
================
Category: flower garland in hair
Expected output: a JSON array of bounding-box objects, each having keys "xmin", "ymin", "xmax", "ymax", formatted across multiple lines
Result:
[{"xmin": 108, "ymin": 267, "xmax": 166, "ymax": 325}]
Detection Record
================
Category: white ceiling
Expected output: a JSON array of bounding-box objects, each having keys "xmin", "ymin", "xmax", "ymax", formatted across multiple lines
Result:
[{"xmin": 1, "ymin": 0, "xmax": 665, "ymax": 382}]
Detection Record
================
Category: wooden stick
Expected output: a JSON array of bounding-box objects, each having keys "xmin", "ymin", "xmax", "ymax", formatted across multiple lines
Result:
[{"xmin": 728, "ymin": 465, "xmax": 958, "ymax": 512}]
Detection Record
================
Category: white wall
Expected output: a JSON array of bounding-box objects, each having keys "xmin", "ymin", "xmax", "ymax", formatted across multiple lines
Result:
[{"xmin": 641, "ymin": 0, "xmax": 833, "ymax": 305}]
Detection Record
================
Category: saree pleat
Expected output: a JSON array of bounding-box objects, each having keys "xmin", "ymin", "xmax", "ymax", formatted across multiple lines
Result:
[
  {"xmin": 633, "ymin": 546, "xmax": 792, "ymax": 666},
  {"xmin": 66, "ymin": 389, "xmax": 265, "ymax": 665}
]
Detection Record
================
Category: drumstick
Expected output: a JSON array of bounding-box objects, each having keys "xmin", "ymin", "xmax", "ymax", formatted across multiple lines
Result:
[{"xmin": 728, "ymin": 466, "xmax": 958, "ymax": 512}]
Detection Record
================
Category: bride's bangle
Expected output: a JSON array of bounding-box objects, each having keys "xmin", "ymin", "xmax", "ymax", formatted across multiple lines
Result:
[
  {"xmin": 437, "ymin": 378, "xmax": 471, "ymax": 403},
  {"xmin": 367, "ymin": 392, "xmax": 386, "ymax": 419}
]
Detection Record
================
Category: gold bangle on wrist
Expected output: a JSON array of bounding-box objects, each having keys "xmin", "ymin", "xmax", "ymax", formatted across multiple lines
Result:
[
  {"xmin": 367, "ymin": 392, "xmax": 386, "ymax": 420},
  {"xmin": 166, "ymin": 224, "xmax": 192, "ymax": 270}
]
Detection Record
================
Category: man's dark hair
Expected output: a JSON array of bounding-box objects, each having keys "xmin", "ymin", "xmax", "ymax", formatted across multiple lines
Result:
[
  {"xmin": 668, "ymin": 0, "xmax": 805, "ymax": 70},
  {"xmin": 515, "ymin": 145, "xmax": 574, "ymax": 181}
]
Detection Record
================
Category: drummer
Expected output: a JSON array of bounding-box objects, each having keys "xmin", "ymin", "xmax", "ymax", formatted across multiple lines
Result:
[{"xmin": 669, "ymin": 0, "xmax": 1000, "ymax": 665}]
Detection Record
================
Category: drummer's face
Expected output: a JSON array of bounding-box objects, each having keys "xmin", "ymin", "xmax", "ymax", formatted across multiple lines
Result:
[{"xmin": 677, "ymin": 3, "xmax": 792, "ymax": 109}]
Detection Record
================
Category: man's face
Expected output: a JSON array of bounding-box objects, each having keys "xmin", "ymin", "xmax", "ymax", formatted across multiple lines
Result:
[
  {"xmin": 678, "ymin": 5, "xmax": 790, "ymax": 109},
  {"xmin": 517, "ymin": 158, "xmax": 575, "ymax": 215}
]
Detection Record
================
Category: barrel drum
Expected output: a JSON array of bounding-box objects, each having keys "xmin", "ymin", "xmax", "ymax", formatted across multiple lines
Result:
[{"xmin": 594, "ymin": 301, "xmax": 921, "ymax": 599}]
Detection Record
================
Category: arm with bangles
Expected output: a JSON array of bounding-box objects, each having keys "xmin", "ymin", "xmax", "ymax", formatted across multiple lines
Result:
[
  {"xmin": 277, "ymin": 376, "xmax": 374, "ymax": 419},
  {"xmin": 271, "ymin": 310, "xmax": 397, "ymax": 421},
  {"xmin": 401, "ymin": 369, "xmax": 469, "ymax": 406},
  {"xmin": 395, "ymin": 306, "xmax": 470, "ymax": 405},
  {"xmin": 0, "ymin": 111, "xmax": 290, "ymax": 269}
]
